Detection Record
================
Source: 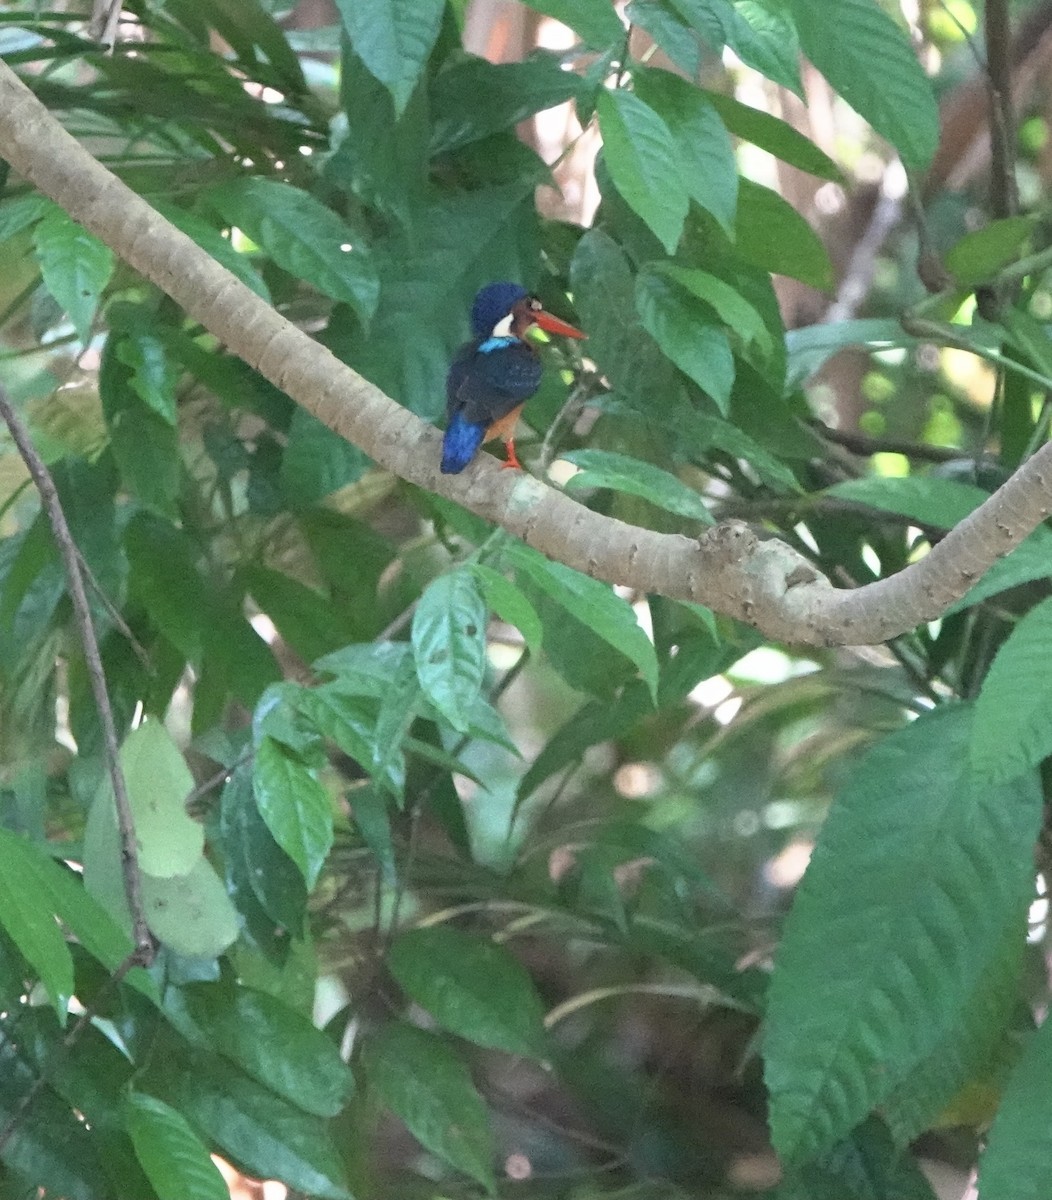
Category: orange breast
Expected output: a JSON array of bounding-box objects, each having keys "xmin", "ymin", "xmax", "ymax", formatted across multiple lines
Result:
[{"xmin": 484, "ymin": 405, "xmax": 524, "ymax": 443}]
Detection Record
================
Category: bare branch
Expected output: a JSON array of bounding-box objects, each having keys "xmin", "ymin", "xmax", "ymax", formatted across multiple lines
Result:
[
  {"xmin": 0, "ymin": 58, "xmax": 1050, "ymax": 648},
  {"xmin": 985, "ymin": 0, "xmax": 1018, "ymax": 220},
  {"xmin": 0, "ymin": 387, "xmax": 153, "ymax": 961}
]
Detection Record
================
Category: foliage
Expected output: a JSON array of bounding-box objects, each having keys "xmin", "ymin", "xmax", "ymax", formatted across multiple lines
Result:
[{"xmin": 0, "ymin": 0, "xmax": 1051, "ymax": 1198}]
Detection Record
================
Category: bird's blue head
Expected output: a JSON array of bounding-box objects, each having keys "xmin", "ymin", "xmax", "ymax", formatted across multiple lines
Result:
[{"xmin": 470, "ymin": 282, "xmax": 529, "ymax": 338}]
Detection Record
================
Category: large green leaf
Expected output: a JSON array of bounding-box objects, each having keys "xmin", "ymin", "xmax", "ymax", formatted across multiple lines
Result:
[
  {"xmin": 0, "ymin": 829, "xmax": 74, "ymax": 1015},
  {"xmin": 633, "ymin": 67, "xmax": 737, "ymax": 233},
  {"xmin": 597, "ymin": 88, "xmax": 688, "ymax": 255},
  {"xmin": 389, "ymin": 926, "xmax": 548, "ymax": 1058},
  {"xmin": 825, "ymin": 476, "xmax": 986, "ymax": 528},
  {"xmin": 220, "ymin": 765, "xmax": 307, "ymax": 936},
  {"xmin": 948, "ymin": 526, "xmax": 1052, "ymax": 613},
  {"xmin": 124, "ymin": 513, "xmax": 205, "ymax": 661},
  {"xmin": 469, "ymin": 565, "xmax": 543, "ymax": 657},
  {"xmin": 144, "ymin": 1040, "xmax": 351, "ymax": 1199},
  {"xmin": 764, "ymin": 705, "xmax": 1042, "ymax": 1164},
  {"xmin": 125, "ymin": 1093, "xmax": 227, "ymax": 1200},
  {"xmin": 280, "ymin": 407, "xmax": 369, "ymax": 507},
  {"xmin": 735, "ymin": 178, "xmax": 834, "ymax": 291},
  {"xmin": 561, "ymin": 448, "xmax": 712, "ymax": 521},
  {"xmin": 100, "ymin": 330, "xmax": 180, "ymax": 516},
  {"xmin": 0, "ymin": 193, "xmax": 50, "ymax": 243},
  {"xmin": 971, "ymin": 596, "xmax": 1052, "ymax": 783},
  {"xmin": 785, "ymin": 318, "xmax": 919, "ymax": 390},
  {"xmin": 704, "ymin": 89, "xmax": 841, "ymax": 180},
  {"xmin": 508, "ymin": 544, "xmax": 659, "ymax": 701},
  {"xmin": 635, "ymin": 268, "xmax": 735, "ymax": 411},
  {"xmin": 167, "ymin": 984, "xmax": 352, "ymax": 1117},
  {"xmin": 33, "ymin": 206, "xmax": 114, "ymax": 345},
  {"xmin": 153, "ymin": 199, "xmax": 273, "ymax": 297},
  {"xmin": 334, "ymin": 0, "xmax": 445, "ymax": 114},
  {"xmin": 522, "ymin": 0, "xmax": 625, "ymax": 47},
  {"xmin": 429, "ymin": 51, "xmax": 583, "ymax": 156},
  {"xmin": 411, "ymin": 569, "xmax": 488, "ymax": 735},
  {"xmin": 788, "ymin": 0, "xmax": 938, "ymax": 170},
  {"xmin": 978, "ymin": 1018, "xmax": 1052, "ymax": 1200},
  {"xmin": 669, "ymin": 0, "xmax": 803, "ymax": 94},
  {"xmin": 141, "ymin": 860, "xmax": 240, "ymax": 959},
  {"xmin": 362, "ymin": 1021, "xmax": 495, "ymax": 1190},
  {"xmin": 945, "ymin": 216, "xmax": 1037, "ymax": 288},
  {"xmin": 252, "ymin": 735, "xmax": 333, "ymax": 889},
  {"xmin": 119, "ymin": 720, "xmax": 203, "ymax": 879},
  {"xmin": 206, "ymin": 178, "xmax": 378, "ymax": 321},
  {"xmin": 625, "ymin": 0, "xmax": 706, "ymax": 78},
  {"xmin": 649, "ymin": 262, "xmax": 773, "ymax": 356}
]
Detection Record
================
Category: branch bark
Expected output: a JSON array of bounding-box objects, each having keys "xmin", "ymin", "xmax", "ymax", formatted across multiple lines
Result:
[{"xmin": 0, "ymin": 59, "xmax": 1049, "ymax": 649}]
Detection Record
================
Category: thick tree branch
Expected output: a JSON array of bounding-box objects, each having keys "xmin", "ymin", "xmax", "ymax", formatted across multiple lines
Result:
[{"xmin": 0, "ymin": 59, "xmax": 1049, "ymax": 649}]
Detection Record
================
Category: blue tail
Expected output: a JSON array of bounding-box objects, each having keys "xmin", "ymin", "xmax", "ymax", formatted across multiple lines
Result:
[{"xmin": 441, "ymin": 412, "xmax": 487, "ymax": 474}]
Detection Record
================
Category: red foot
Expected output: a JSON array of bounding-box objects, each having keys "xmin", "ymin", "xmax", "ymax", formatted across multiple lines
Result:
[{"xmin": 502, "ymin": 439, "xmax": 523, "ymax": 470}]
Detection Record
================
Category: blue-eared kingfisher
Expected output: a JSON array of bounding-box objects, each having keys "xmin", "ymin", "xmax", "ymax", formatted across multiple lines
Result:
[{"xmin": 440, "ymin": 282, "xmax": 586, "ymax": 474}]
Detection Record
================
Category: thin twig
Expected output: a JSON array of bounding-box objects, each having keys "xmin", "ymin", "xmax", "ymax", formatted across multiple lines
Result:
[
  {"xmin": 808, "ymin": 420, "xmax": 965, "ymax": 463},
  {"xmin": 0, "ymin": 387, "xmax": 152, "ymax": 961},
  {"xmin": 73, "ymin": 544, "xmax": 151, "ymax": 669},
  {"xmin": 985, "ymin": 0, "xmax": 1018, "ymax": 220}
]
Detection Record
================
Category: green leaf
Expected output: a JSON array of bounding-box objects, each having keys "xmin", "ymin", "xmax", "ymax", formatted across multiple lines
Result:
[
  {"xmin": 120, "ymin": 720, "xmax": 204, "ymax": 878},
  {"xmin": 33, "ymin": 207, "xmax": 114, "ymax": 345},
  {"xmin": 152, "ymin": 201, "xmax": 271, "ymax": 300},
  {"xmin": 735, "ymin": 178, "xmax": 834, "ymax": 291},
  {"xmin": 114, "ymin": 325, "xmax": 180, "ymax": 426},
  {"xmin": 280, "ymin": 407, "xmax": 369, "ymax": 507},
  {"xmin": 635, "ymin": 268, "xmax": 735, "ymax": 411},
  {"xmin": 1001, "ymin": 308, "xmax": 1052, "ymax": 386},
  {"xmin": 206, "ymin": 178, "xmax": 378, "ymax": 321},
  {"xmin": 169, "ymin": 984, "xmax": 353, "ymax": 1117},
  {"xmin": 469, "ymin": 565, "xmax": 543, "ymax": 657},
  {"xmin": 704, "ymin": 89, "xmax": 842, "ymax": 180},
  {"xmin": 978, "ymin": 1019, "xmax": 1052, "ymax": 1200},
  {"xmin": 624, "ymin": 0, "xmax": 705, "ymax": 77},
  {"xmin": 561, "ymin": 448, "xmax": 713, "ymax": 522},
  {"xmin": 949, "ymin": 526, "xmax": 1052, "ymax": 614},
  {"xmin": 764, "ymin": 705, "xmax": 1042, "ymax": 1164},
  {"xmin": 390, "ymin": 926, "xmax": 548, "ymax": 1058},
  {"xmin": 429, "ymin": 51, "xmax": 583, "ymax": 156},
  {"xmin": 0, "ymin": 193, "xmax": 50, "ymax": 243},
  {"xmin": 362, "ymin": 1021, "xmax": 495, "ymax": 1190},
  {"xmin": 825, "ymin": 476, "xmax": 986, "ymax": 528},
  {"xmin": 252, "ymin": 735, "xmax": 333, "ymax": 889},
  {"xmin": 669, "ymin": 0, "xmax": 803, "ymax": 94},
  {"xmin": 296, "ymin": 684, "xmax": 405, "ymax": 796},
  {"xmin": 522, "ymin": 0, "xmax": 625, "ymax": 47},
  {"xmin": 411, "ymin": 570, "xmax": 488, "ymax": 735},
  {"xmin": 971, "ymin": 596, "xmax": 1052, "ymax": 783},
  {"xmin": 785, "ymin": 318, "xmax": 919, "ymax": 390},
  {"xmin": 788, "ymin": 0, "xmax": 938, "ymax": 170},
  {"xmin": 945, "ymin": 216, "xmax": 1037, "ymax": 287},
  {"xmin": 144, "ymin": 1040, "xmax": 351, "ymax": 1199},
  {"xmin": 124, "ymin": 513, "xmax": 204, "ymax": 661},
  {"xmin": 649, "ymin": 262, "xmax": 772, "ymax": 355},
  {"xmin": 597, "ymin": 88, "xmax": 688, "ymax": 255},
  {"xmin": 720, "ymin": 0, "xmax": 803, "ymax": 96},
  {"xmin": 633, "ymin": 68, "xmax": 737, "ymax": 232},
  {"xmin": 334, "ymin": 0, "xmax": 446, "ymax": 114},
  {"xmin": 0, "ymin": 830, "xmax": 74, "ymax": 1015},
  {"xmin": 508, "ymin": 545, "xmax": 659, "ymax": 701},
  {"xmin": 100, "ymin": 332, "xmax": 180, "ymax": 517},
  {"xmin": 220, "ymin": 765, "xmax": 307, "ymax": 936},
  {"xmin": 142, "ymin": 859, "xmax": 240, "ymax": 959},
  {"xmin": 126, "ymin": 1093, "xmax": 228, "ymax": 1200}
]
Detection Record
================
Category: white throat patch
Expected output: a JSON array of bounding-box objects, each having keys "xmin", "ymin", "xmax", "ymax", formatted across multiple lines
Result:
[{"xmin": 490, "ymin": 312, "xmax": 515, "ymax": 339}]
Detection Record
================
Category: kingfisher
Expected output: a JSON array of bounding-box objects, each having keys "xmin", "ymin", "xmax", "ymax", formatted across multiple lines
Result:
[{"xmin": 440, "ymin": 282, "xmax": 586, "ymax": 474}]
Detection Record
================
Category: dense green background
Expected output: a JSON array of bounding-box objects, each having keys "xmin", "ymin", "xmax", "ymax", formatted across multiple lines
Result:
[{"xmin": 1, "ymin": 0, "xmax": 1052, "ymax": 1196}]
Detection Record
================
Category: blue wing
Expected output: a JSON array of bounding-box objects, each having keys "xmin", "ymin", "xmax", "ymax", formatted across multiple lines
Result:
[
  {"xmin": 441, "ymin": 409, "xmax": 488, "ymax": 474},
  {"xmin": 445, "ymin": 337, "xmax": 542, "ymax": 425}
]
